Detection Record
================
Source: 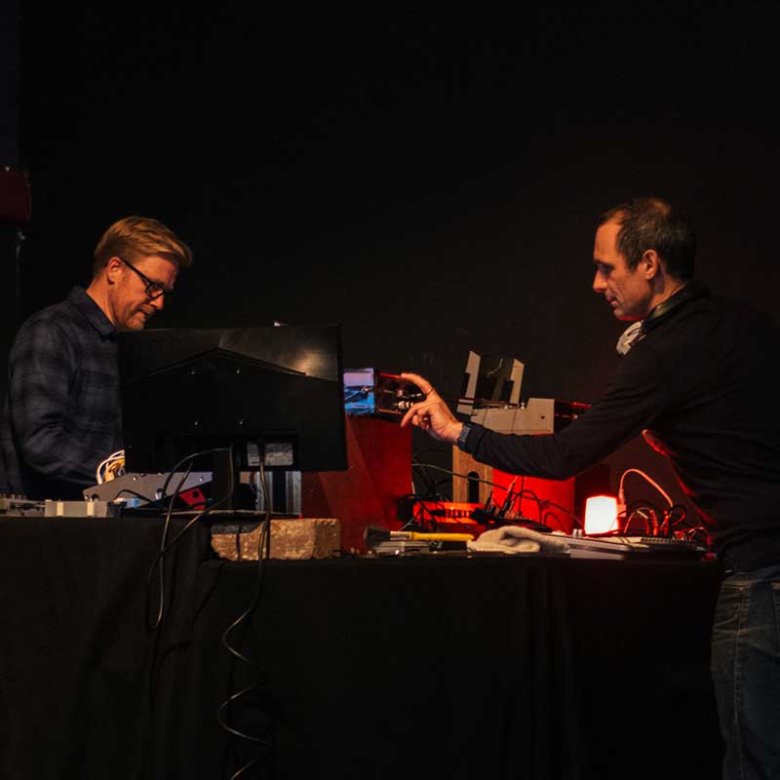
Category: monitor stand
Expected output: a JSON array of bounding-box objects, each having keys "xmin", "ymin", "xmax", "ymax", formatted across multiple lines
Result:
[
  {"xmin": 211, "ymin": 446, "xmax": 249, "ymax": 512},
  {"xmin": 211, "ymin": 447, "xmax": 302, "ymax": 514}
]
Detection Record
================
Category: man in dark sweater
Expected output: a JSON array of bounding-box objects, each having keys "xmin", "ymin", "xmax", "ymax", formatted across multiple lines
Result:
[
  {"xmin": 401, "ymin": 196, "xmax": 780, "ymax": 780},
  {"xmin": 0, "ymin": 216, "xmax": 193, "ymax": 500}
]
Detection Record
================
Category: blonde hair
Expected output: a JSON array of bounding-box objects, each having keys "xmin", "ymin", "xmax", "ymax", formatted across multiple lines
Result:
[{"xmin": 93, "ymin": 216, "xmax": 193, "ymax": 275}]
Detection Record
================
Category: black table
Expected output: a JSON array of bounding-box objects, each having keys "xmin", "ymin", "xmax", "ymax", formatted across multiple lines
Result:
[{"xmin": 0, "ymin": 517, "xmax": 723, "ymax": 779}]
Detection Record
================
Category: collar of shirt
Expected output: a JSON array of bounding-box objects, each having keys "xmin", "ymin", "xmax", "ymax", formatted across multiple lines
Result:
[
  {"xmin": 641, "ymin": 280, "xmax": 711, "ymax": 335},
  {"xmin": 68, "ymin": 286, "xmax": 115, "ymax": 338}
]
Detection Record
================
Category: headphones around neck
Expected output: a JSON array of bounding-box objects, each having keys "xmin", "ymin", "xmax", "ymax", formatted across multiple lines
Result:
[{"xmin": 616, "ymin": 281, "xmax": 707, "ymax": 355}]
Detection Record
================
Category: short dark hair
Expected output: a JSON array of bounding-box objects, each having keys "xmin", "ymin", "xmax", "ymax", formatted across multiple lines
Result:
[
  {"xmin": 599, "ymin": 196, "xmax": 696, "ymax": 280},
  {"xmin": 93, "ymin": 216, "xmax": 193, "ymax": 276}
]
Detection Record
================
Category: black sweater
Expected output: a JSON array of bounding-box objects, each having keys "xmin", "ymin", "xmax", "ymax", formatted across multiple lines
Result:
[{"xmin": 463, "ymin": 284, "xmax": 780, "ymax": 564}]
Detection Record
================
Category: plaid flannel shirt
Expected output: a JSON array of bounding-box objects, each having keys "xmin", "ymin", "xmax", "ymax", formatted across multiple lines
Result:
[{"xmin": 0, "ymin": 287, "xmax": 121, "ymax": 499}]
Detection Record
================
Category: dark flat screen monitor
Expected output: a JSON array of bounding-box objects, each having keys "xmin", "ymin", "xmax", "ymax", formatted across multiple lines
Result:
[{"xmin": 117, "ymin": 324, "xmax": 348, "ymax": 478}]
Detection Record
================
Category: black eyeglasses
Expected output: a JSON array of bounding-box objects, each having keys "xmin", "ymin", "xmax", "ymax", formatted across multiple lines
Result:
[{"xmin": 118, "ymin": 256, "xmax": 173, "ymax": 301}]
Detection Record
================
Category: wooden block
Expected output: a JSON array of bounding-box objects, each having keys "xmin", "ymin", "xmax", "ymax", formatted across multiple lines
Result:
[{"xmin": 210, "ymin": 517, "xmax": 340, "ymax": 561}]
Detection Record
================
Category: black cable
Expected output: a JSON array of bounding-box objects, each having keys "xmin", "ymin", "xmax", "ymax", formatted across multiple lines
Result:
[
  {"xmin": 410, "ymin": 460, "xmax": 506, "ymax": 492},
  {"xmin": 534, "ymin": 496, "xmax": 584, "ymax": 530},
  {"xmin": 146, "ymin": 447, "xmax": 234, "ymax": 631},
  {"xmin": 622, "ymin": 500, "xmax": 662, "ymax": 536},
  {"xmin": 511, "ymin": 488, "xmax": 545, "ymax": 522},
  {"xmin": 410, "ymin": 461, "xmax": 586, "ymax": 531},
  {"xmin": 668, "ymin": 504, "xmax": 707, "ymax": 542},
  {"xmin": 542, "ymin": 510, "xmax": 565, "ymax": 532},
  {"xmin": 411, "ymin": 460, "xmax": 441, "ymax": 498},
  {"xmin": 142, "ymin": 446, "xmax": 240, "ymax": 741},
  {"xmin": 665, "ymin": 504, "xmax": 689, "ymax": 533},
  {"xmin": 408, "ymin": 496, "xmax": 458, "ymax": 532},
  {"xmin": 217, "ymin": 463, "xmax": 275, "ymax": 779},
  {"xmin": 141, "ymin": 448, "xmax": 271, "ymax": 776}
]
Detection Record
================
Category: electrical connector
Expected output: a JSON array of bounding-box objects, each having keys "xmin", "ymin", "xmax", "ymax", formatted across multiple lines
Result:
[{"xmin": 617, "ymin": 488, "xmax": 626, "ymax": 529}]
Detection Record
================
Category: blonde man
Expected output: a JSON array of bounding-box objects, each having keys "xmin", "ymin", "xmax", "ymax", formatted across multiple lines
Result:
[{"xmin": 0, "ymin": 216, "xmax": 193, "ymax": 499}]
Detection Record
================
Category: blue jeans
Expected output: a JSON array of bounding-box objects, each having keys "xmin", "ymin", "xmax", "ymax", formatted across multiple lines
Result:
[{"xmin": 711, "ymin": 563, "xmax": 780, "ymax": 780}]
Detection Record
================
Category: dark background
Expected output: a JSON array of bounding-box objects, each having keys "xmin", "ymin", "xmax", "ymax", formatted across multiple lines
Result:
[{"xmin": 3, "ymin": 1, "xmax": 779, "ymax": 509}]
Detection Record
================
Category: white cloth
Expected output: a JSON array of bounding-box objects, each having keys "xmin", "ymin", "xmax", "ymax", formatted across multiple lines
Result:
[{"xmin": 468, "ymin": 525, "xmax": 571, "ymax": 555}]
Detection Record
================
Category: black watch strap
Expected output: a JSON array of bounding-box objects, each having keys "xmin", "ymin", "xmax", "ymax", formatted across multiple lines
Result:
[{"xmin": 456, "ymin": 423, "xmax": 472, "ymax": 450}]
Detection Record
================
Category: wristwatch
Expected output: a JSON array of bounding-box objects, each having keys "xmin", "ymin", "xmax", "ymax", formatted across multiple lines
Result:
[{"xmin": 456, "ymin": 423, "xmax": 472, "ymax": 450}]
